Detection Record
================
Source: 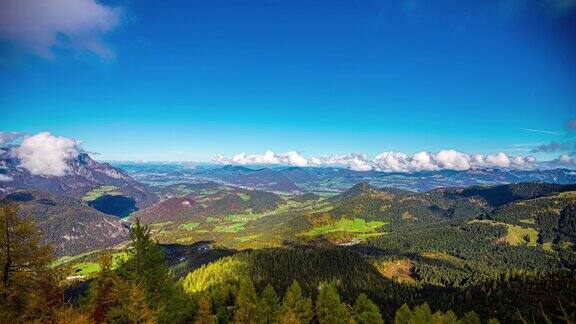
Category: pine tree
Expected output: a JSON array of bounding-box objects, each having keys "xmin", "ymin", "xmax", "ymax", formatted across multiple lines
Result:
[
  {"xmin": 118, "ymin": 218, "xmax": 192, "ymax": 323},
  {"xmin": 234, "ymin": 277, "xmax": 258, "ymax": 323},
  {"xmin": 87, "ymin": 252, "xmax": 124, "ymax": 322},
  {"xmin": 256, "ymin": 284, "xmax": 280, "ymax": 324},
  {"xmin": 394, "ymin": 304, "xmax": 413, "ymax": 324},
  {"xmin": 119, "ymin": 218, "xmax": 170, "ymax": 303},
  {"xmin": 196, "ymin": 297, "xmax": 215, "ymax": 324},
  {"xmin": 280, "ymin": 280, "xmax": 313, "ymax": 324},
  {"xmin": 106, "ymin": 281, "xmax": 157, "ymax": 323},
  {"xmin": 316, "ymin": 283, "xmax": 350, "ymax": 324},
  {"xmin": 0, "ymin": 202, "xmax": 59, "ymax": 321},
  {"xmin": 352, "ymin": 294, "xmax": 383, "ymax": 324},
  {"xmin": 431, "ymin": 310, "xmax": 458, "ymax": 323},
  {"xmin": 459, "ymin": 311, "xmax": 481, "ymax": 324},
  {"xmin": 411, "ymin": 303, "xmax": 432, "ymax": 323},
  {"xmin": 216, "ymin": 306, "xmax": 230, "ymax": 324}
]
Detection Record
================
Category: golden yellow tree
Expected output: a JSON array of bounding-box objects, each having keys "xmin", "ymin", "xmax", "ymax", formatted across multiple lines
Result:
[{"xmin": 0, "ymin": 202, "xmax": 60, "ymax": 321}]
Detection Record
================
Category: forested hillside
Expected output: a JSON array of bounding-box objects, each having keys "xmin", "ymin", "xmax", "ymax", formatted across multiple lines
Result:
[
  {"xmin": 0, "ymin": 190, "xmax": 129, "ymax": 256},
  {"xmin": 2, "ymin": 180, "xmax": 576, "ymax": 323}
]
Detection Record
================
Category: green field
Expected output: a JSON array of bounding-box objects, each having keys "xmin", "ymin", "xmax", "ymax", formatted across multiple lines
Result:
[
  {"xmin": 505, "ymin": 224, "xmax": 538, "ymax": 246},
  {"xmin": 214, "ymin": 222, "xmax": 246, "ymax": 233},
  {"xmin": 67, "ymin": 251, "xmax": 129, "ymax": 277},
  {"xmin": 82, "ymin": 185, "xmax": 120, "ymax": 201},
  {"xmin": 303, "ymin": 218, "xmax": 387, "ymax": 237},
  {"xmin": 236, "ymin": 234, "xmax": 260, "ymax": 242},
  {"xmin": 181, "ymin": 222, "xmax": 200, "ymax": 230}
]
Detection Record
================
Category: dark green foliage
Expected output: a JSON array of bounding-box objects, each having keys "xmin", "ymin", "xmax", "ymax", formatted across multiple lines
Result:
[
  {"xmin": 367, "ymin": 220, "xmax": 562, "ymax": 286},
  {"xmin": 216, "ymin": 306, "xmax": 231, "ymax": 324},
  {"xmin": 395, "ymin": 303, "xmax": 481, "ymax": 324},
  {"xmin": 557, "ymin": 203, "xmax": 576, "ymax": 244},
  {"xmin": 118, "ymin": 218, "xmax": 193, "ymax": 323},
  {"xmin": 536, "ymin": 211, "xmax": 560, "ymax": 243},
  {"xmin": 246, "ymin": 190, "xmax": 286, "ymax": 213},
  {"xmin": 119, "ymin": 218, "xmax": 172, "ymax": 303},
  {"xmin": 234, "ymin": 278, "xmax": 258, "ymax": 323},
  {"xmin": 316, "ymin": 283, "xmax": 350, "ymax": 324},
  {"xmin": 83, "ymin": 252, "xmax": 157, "ymax": 323},
  {"xmin": 455, "ymin": 182, "xmax": 575, "ymax": 208},
  {"xmin": 280, "ymin": 280, "xmax": 313, "ymax": 324},
  {"xmin": 353, "ymin": 293, "xmax": 384, "ymax": 324},
  {"xmin": 256, "ymin": 284, "xmax": 281, "ymax": 324}
]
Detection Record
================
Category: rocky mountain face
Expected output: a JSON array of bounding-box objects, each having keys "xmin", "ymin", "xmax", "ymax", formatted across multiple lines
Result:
[
  {"xmin": 0, "ymin": 151, "xmax": 156, "ymax": 208},
  {"xmin": 1, "ymin": 190, "xmax": 129, "ymax": 257}
]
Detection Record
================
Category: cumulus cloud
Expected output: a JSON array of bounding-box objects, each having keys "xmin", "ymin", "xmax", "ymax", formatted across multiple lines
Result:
[
  {"xmin": 556, "ymin": 154, "xmax": 575, "ymax": 165},
  {"xmin": 0, "ymin": 132, "xmax": 22, "ymax": 145},
  {"xmin": 0, "ymin": 174, "xmax": 13, "ymax": 182},
  {"xmin": 310, "ymin": 154, "xmax": 374, "ymax": 171},
  {"xmin": 13, "ymin": 132, "xmax": 79, "ymax": 176},
  {"xmin": 214, "ymin": 150, "xmax": 537, "ymax": 172},
  {"xmin": 0, "ymin": 0, "xmax": 123, "ymax": 59},
  {"xmin": 214, "ymin": 150, "xmax": 308, "ymax": 167}
]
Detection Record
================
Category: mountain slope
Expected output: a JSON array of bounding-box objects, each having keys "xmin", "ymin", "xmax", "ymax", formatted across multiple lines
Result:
[
  {"xmin": 0, "ymin": 151, "xmax": 156, "ymax": 209},
  {"xmin": 134, "ymin": 186, "xmax": 286, "ymax": 225},
  {"xmin": 1, "ymin": 190, "xmax": 129, "ymax": 256}
]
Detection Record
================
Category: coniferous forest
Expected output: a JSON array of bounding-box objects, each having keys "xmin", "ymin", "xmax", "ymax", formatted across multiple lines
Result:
[{"xmin": 2, "ymin": 1, "xmax": 576, "ymax": 321}]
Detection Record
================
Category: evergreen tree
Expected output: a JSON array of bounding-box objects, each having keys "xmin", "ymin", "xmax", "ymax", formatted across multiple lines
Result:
[
  {"xmin": 234, "ymin": 277, "xmax": 258, "ymax": 323},
  {"xmin": 0, "ymin": 202, "xmax": 59, "ymax": 321},
  {"xmin": 119, "ymin": 218, "xmax": 171, "ymax": 303},
  {"xmin": 216, "ymin": 306, "xmax": 231, "ymax": 324},
  {"xmin": 86, "ymin": 252, "xmax": 126, "ymax": 322},
  {"xmin": 118, "ymin": 218, "xmax": 192, "ymax": 323},
  {"xmin": 431, "ymin": 310, "xmax": 458, "ymax": 323},
  {"xmin": 459, "ymin": 311, "xmax": 481, "ymax": 324},
  {"xmin": 106, "ymin": 282, "xmax": 157, "ymax": 323},
  {"xmin": 256, "ymin": 284, "xmax": 281, "ymax": 324},
  {"xmin": 280, "ymin": 280, "xmax": 313, "ymax": 324},
  {"xmin": 316, "ymin": 283, "xmax": 350, "ymax": 324},
  {"xmin": 196, "ymin": 297, "xmax": 215, "ymax": 324},
  {"xmin": 352, "ymin": 293, "xmax": 383, "ymax": 324},
  {"xmin": 394, "ymin": 304, "xmax": 413, "ymax": 324},
  {"xmin": 411, "ymin": 303, "xmax": 432, "ymax": 323}
]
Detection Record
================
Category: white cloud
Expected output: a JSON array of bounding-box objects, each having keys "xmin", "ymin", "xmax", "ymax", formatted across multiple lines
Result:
[
  {"xmin": 215, "ymin": 150, "xmax": 308, "ymax": 167},
  {"xmin": 0, "ymin": 132, "xmax": 22, "ymax": 145},
  {"xmin": 0, "ymin": 174, "xmax": 13, "ymax": 182},
  {"xmin": 310, "ymin": 154, "xmax": 373, "ymax": 171},
  {"xmin": 279, "ymin": 151, "xmax": 308, "ymax": 167},
  {"xmin": 213, "ymin": 150, "xmax": 537, "ymax": 172},
  {"xmin": 434, "ymin": 150, "xmax": 471, "ymax": 171},
  {"xmin": 13, "ymin": 132, "xmax": 79, "ymax": 176},
  {"xmin": 556, "ymin": 154, "xmax": 575, "ymax": 165},
  {"xmin": 0, "ymin": 0, "xmax": 122, "ymax": 59},
  {"xmin": 373, "ymin": 152, "xmax": 410, "ymax": 172}
]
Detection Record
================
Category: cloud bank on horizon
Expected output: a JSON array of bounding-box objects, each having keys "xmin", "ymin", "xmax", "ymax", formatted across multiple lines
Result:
[
  {"xmin": 211, "ymin": 119, "xmax": 576, "ymax": 172},
  {"xmin": 213, "ymin": 150, "xmax": 548, "ymax": 172},
  {"xmin": 0, "ymin": 0, "xmax": 123, "ymax": 60},
  {"xmin": 1, "ymin": 131, "xmax": 575, "ymax": 177}
]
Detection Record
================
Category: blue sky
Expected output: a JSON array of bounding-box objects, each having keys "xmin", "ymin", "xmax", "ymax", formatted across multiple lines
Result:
[{"xmin": 1, "ymin": 0, "xmax": 575, "ymax": 162}]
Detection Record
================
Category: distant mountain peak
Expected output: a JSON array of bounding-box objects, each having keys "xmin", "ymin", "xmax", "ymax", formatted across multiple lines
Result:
[{"xmin": 0, "ymin": 150, "xmax": 156, "ymax": 207}]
